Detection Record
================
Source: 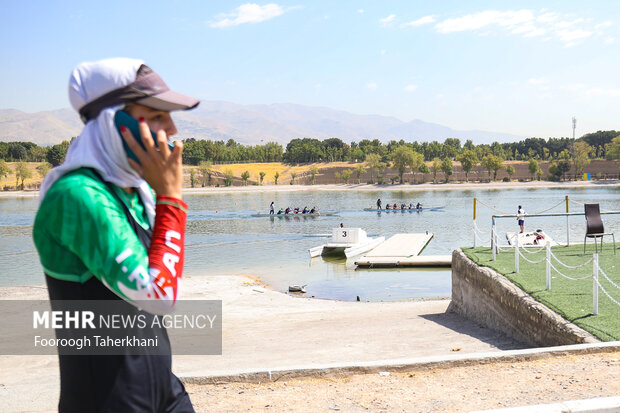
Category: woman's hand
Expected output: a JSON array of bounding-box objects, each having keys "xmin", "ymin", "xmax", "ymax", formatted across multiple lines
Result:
[{"xmin": 120, "ymin": 119, "xmax": 184, "ymax": 200}]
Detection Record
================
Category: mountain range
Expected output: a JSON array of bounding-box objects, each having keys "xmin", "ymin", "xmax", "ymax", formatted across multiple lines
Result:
[{"xmin": 0, "ymin": 101, "xmax": 524, "ymax": 146}]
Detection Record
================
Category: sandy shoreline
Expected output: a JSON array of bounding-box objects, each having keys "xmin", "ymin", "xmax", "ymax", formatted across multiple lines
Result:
[{"xmin": 1, "ymin": 179, "xmax": 618, "ymax": 198}]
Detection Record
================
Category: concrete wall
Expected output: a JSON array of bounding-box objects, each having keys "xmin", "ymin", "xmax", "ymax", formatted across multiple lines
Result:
[{"xmin": 448, "ymin": 249, "xmax": 599, "ymax": 347}]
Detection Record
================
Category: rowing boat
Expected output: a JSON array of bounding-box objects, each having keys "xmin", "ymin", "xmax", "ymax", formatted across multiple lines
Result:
[
  {"xmin": 251, "ymin": 212, "xmax": 338, "ymax": 217},
  {"xmin": 363, "ymin": 206, "xmax": 445, "ymax": 212}
]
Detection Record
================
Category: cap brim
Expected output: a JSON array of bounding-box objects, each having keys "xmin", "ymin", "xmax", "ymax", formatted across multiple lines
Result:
[{"xmin": 137, "ymin": 90, "xmax": 200, "ymax": 112}]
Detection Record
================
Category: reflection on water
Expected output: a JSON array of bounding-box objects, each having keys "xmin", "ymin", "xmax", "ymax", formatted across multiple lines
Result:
[{"xmin": 0, "ymin": 185, "xmax": 618, "ymax": 301}]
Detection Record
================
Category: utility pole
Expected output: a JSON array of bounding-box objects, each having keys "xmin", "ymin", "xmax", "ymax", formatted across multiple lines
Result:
[{"xmin": 572, "ymin": 116, "xmax": 577, "ymax": 140}]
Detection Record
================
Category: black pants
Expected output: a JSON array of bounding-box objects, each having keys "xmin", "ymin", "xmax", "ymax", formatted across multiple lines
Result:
[{"xmin": 45, "ymin": 275, "xmax": 195, "ymax": 413}]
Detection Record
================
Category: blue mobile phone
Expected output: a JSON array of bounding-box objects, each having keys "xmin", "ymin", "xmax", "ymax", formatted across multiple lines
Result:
[{"xmin": 114, "ymin": 110, "xmax": 175, "ymax": 164}]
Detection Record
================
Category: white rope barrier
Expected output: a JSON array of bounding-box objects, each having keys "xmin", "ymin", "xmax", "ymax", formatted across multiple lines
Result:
[
  {"xmin": 549, "ymin": 251, "xmax": 593, "ymax": 269},
  {"xmin": 548, "ymin": 261, "xmax": 593, "ymax": 281},
  {"xmin": 475, "ymin": 224, "xmax": 620, "ymax": 312},
  {"xmin": 598, "ymin": 267, "xmax": 620, "ymax": 291},
  {"xmin": 473, "ymin": 221, "xmax": 489, "ymax": 234},
  {"xmin": 516, "ymin": 247, "xmax": 546, "ymax": 264},
  {"xmin": 595, "ymin": 277, "xmax": 620, "ymax": 308},
  {"xmin": 569, "ymin": 198, "xmax": 615, "ymax": 213},
  {"xmin": 473, "ymin": 229, "xmax": 489, "ymax": 244},
  {"xmin": 483, "ymin": 220, "xmax": 619, "ymax": 315},
  {"xmin": 520, "ymin": 244, "xmax": 546, "ymax": 254},
  {"xmin": 533, "ymin": 199, "xmax": 565, "ymax": 215},
  {"xmin": 477, "ymin": 199, "xmax": 511, "ymax": 215},
  {"xmin": 491, "ymin": 228, "xmax": 514, "ymax": 252},
  {"xmin": 483, "ymin": 223, "xmax": 620, "ymax": 312},
  {"xmin": 479, "ymin": 198, "xmax": 564, "ymax": 216}
]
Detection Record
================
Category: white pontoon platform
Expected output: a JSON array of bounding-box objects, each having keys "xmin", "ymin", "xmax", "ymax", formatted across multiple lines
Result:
[
  {"xmin": 355, "ymin": 233, "xmax": 435, "ymax": 267},
  {"xmin": 309, "ymin": 228, "xmax": 385, "ymax": 258},
  {"xmin": 506, "ymin": 231, "xmax": 558, "ymax": 247}
]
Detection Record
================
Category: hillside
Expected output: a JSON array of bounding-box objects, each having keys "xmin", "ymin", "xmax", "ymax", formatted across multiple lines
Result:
[
  {"xmin": 0, "ymin": 101, "xmax": 524, "ymax": 146},
  {"xmin": 0, "ymin": 109, "xmax": 81, "ymax": 145}
]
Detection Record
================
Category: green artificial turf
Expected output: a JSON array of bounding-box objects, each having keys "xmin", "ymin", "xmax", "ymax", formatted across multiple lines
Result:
[{"xmin": 462, "ymin": 244, "xmax": 620, "ymax": 341}]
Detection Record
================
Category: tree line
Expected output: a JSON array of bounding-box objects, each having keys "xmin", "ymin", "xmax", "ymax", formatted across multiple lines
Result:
[{"xmin": 1, "ymin": 130, "xmax": 619, "ymax": 174}]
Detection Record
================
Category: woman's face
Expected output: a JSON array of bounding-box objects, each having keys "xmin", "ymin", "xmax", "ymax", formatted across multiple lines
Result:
[{"xmin": 125, "ymin": 104, "xmax": 178, "ymax": 138}]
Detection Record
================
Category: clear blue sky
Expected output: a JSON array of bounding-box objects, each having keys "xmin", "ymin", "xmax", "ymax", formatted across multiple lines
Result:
[{"xmin": 1, "ymin": 0, "xmax": 619, "ymax": 139}]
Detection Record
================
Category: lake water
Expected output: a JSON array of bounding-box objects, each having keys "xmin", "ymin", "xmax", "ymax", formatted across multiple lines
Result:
[{"xmin": 1, "ymin": 185, "xmax": 618, "ymax": 301}]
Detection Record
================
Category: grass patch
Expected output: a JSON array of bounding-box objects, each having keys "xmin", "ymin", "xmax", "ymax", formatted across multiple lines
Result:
[
  {"xmin": 462, "ymin": 244, "xmax": 620, "ymax": 341},
  {"xmin": 189, "ymin": 162, "xmax": 355, "ymax": 185},
  {"xmin": 0, "ymin": 161, "xmax": 46, "ymax": 190}
]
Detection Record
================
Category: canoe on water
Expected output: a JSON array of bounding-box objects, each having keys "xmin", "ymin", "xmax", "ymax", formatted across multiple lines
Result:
[
  {"xmin": 251, "ymin": 212, "xmax": 338, "ymax": 217},
  {"xmin": 363, "ymin": 206, "xmax": 445, "ymax": 212}
]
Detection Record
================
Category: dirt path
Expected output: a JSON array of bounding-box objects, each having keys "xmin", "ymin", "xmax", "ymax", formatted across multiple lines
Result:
[{"xmin": 186, "ymin": 350, "xmax": 620, "ymax": 412}]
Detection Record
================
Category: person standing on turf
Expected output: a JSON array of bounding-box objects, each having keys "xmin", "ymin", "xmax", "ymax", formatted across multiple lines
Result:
[{"xmin": 517, "ymin": 205, "xmax": 526, "ymax": 233}]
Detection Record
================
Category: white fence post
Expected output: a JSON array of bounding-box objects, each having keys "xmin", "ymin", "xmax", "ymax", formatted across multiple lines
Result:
[
  {"xmin": 473, "ymin": 221, "xmax": 476, "ymax": 248},
  {"xmin": 546, "ymin": 242, "xmax": 551, "ymax": 290},
  {"xmin": 593, "ymin": 253, "xmax": 599, "ymax": 315},
  {"xmin": 566, "ymin": 195, "xmax": 570, "ymax": 246},
  {"xmin": 491, "ymin": 218, "xmax": 496, "ymax": 261},
  {"xmin": 492, "ymin": 227, "xmax": 496, "ymax": 261},
  {"xmin": 515, "ymin": 236, "xmax": 519, "ymax": 273}
]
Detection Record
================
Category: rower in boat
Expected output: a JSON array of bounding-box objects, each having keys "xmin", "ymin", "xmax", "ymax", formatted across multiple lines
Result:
[
  {"xmin": 302, "ymin": 206, "xmax": 309, "ymax": 214},
  {"xmin": 285, "ymin": 207, "xmax": 291, "ymax": 214},
  {"xmin": 277, "ymin": 208, "xmax": 284, "ymax": 215}
]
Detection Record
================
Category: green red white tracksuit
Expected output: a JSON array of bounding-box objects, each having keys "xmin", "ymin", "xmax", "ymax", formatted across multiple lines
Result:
[{"xmin": 33, "ymin": 167, "xmax": 194, "ymax": 412}]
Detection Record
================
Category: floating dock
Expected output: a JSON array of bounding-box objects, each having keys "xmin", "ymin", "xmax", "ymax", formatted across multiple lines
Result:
[
  {"xmin": 309, "ymin": 228, "xmax": 385, "ymax": 258},
  {"xmin": 355, "ymin": 255, "xmax": 452, "ymax": 267},
  {"xmin": 355, "ymin": 233, "xmax": 446, "ymax": 267},
  {"xmin": 506, "ymin": 231, "xmax": 558, "ymax": 247}
]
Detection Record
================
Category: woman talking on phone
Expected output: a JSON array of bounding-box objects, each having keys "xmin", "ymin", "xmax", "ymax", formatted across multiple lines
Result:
[{"xmin": 33, "ymin": 58, "xmax": 199, "ymax": 412}]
